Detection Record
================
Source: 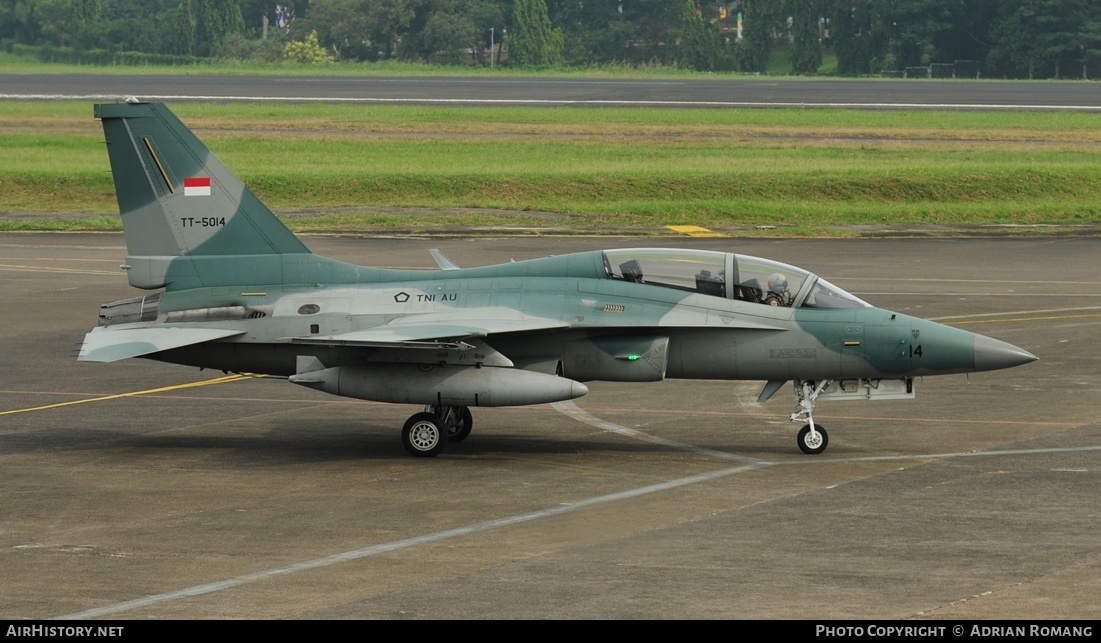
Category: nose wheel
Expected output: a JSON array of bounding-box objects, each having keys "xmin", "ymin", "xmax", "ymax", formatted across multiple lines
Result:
[
  {"xmin": 791, "ymin": 380, "xmax": 832, "ymax": 455},
  {"xmin": 797, "ymin": 423, "xmax": 829, "ymax": 455}
]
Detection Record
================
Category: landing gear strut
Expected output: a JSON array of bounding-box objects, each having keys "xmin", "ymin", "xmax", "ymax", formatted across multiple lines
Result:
[
  {"xmin": 791, "ymin": 380, "xmax": 831, "ymax": 455},
  {"xmin": 436, "ymin": 405, "xmax": 473, "ymax": 443},
  {"xmin": 400, "ymin": 405, "xmax": 473, "ymax": 457}
]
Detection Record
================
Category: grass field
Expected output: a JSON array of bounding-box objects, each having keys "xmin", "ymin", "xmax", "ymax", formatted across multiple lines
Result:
[{"xmin": 1, "ymin": 100, "xmax": 1099, "ymax": 236}]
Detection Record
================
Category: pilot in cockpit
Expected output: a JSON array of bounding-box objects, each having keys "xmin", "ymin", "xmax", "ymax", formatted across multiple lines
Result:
[{"xmin": 763, "ymin": 272, "xmax": 792, "ymax": 307}]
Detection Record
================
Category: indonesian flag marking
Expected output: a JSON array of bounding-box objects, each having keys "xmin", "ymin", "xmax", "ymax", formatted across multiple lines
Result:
[{"xmin": 184, "ymin": 177, "xmax": 212, "ymax": 196}]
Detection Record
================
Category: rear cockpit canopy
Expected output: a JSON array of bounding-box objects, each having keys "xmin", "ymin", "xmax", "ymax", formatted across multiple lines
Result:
[{"xmin": 601, "ymin": 248, "xmax": 869, "ymax": 309}]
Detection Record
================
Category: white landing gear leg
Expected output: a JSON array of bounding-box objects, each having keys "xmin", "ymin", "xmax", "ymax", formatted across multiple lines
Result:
[{"xmin": 791, "ymin": 380, "xmax": 831, "ymax": 455}]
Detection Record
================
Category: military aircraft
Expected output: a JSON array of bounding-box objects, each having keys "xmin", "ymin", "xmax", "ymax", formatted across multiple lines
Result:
[{"xmin": 78, "ymin": 101, "xmax": 1037, "ymax": 457}]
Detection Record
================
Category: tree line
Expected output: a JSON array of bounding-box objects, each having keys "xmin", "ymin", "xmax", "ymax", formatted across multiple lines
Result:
[{"xmin": 2, "ymin": 0, "xmax": 1099, "ymax": 79}]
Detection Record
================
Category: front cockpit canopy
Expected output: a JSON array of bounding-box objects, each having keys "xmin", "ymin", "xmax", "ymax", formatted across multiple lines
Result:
[{"xmin": 602, "ymin": 248, "xmax": 869, "ymax": 309}]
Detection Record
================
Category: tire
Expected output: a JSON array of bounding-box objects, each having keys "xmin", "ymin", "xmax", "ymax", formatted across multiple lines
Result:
[
  {"xmin": 797, "ymin": 424, "xmax": 829, "ymax": 455},
  {"xmin": 402, "ymin": 412, "xmax": 448, "ymax": 457}
]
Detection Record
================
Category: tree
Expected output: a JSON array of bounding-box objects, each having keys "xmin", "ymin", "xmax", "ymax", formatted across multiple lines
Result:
[
  {"xmin": 190, "ymin": 0, "xmax": 244, "ymax": 57},
  {"xmin": 418, "ymin": 4, "xmax": 478, "ymax": 63},
  {"xmin": 882, "ymin": 0, "xmax": 998, "ymax": 68},
  {"xmin": 678, "ymin": 0, "xmax": 719, "ymax": 71},
  {"xmin": 364, "ymin": 0, "xmax": 419, "ymax": 59},
  {"xmin": 789, "ymin": 0, "xmax": 822, "ymax": 74},
  {"xmin": 236, "ymin": 0, "xmax": 297, "ymax": 36},
  {"xmin": 543, "ymin": 1, "xmax": 685, "ymax": 67},
  {"xmin": 0, "ymin": 0, "xmax": 42, "ymax": 44},
  {"xmin": 737, "ymin": 0, "xmax": 782, "ymax": 72},
  {"xmin": 827, "ymin": 0, "xmax": 890, "ymax": 75},
  {"xmin": 552, "ymin": 0, "xmax": 619, "ymax": 65},
  {"xmin": 63, "ymin": 0, "xmax": 183, "ymax": 53},
  {"xmin": 987, "ymin": 0, "xmax": 1101, "ymax": 78},
  {"xmin": 305, "ymin": 0, "xmax": 420, "ymax": 61},
  {"xmin": 166, "ymin": 0, "xmax": 194, "ymax": 55},
  {"xmin": 510, "ymin": 0, "xmax": 562, "ymax": 66},
  {"xmin": 34, "ymin": 0, "xmax": 80, "ymax": 47},
  {"xmin": 411, "ymin": 0, "xmax": 506, "ymax": 65}
]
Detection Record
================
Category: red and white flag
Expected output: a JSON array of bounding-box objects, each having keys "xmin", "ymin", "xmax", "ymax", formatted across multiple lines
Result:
[{"xmin": 184, "ymin": 177, "xmax": 211, "ymax": 196}]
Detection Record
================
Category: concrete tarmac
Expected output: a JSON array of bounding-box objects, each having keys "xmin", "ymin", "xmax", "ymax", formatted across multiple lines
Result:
[{"xmin": 1, "ymin": 232, "xmax": 1099, "ymax": 620}]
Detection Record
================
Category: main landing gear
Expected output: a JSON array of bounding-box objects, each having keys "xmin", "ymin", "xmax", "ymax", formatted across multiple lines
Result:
[
  {"xmin": 791, "ymin": 380, "xmax": 831, "ymax": 455},
  {"xmin": 401, "ymin": 405, "xmax": 473, "ymax": 457}
]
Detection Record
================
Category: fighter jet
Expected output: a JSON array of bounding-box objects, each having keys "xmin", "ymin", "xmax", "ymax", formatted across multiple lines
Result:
[{"xmin": 78, "ymin": 101, "xmax": 1037, "ymax": 457}]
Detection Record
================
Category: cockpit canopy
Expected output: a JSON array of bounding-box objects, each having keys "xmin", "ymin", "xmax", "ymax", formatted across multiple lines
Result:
[{"xmin": 602, "ymin": 248, "xmax": 869, "ymax": 309}]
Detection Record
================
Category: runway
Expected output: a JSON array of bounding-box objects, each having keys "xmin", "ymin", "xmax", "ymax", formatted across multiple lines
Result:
[
  {"xmin": 1, "ymin": 232, "xmax": 1098, "ymax": 619},
  {"xmin": 2, "ymin": 74, "xmax": 1099, "ymax": 110}
]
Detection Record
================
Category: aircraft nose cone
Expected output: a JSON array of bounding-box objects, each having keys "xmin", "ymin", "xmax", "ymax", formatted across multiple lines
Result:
[{"xmin": 974, "ymin": 335, "xmax": 1037, "ymax": 372}]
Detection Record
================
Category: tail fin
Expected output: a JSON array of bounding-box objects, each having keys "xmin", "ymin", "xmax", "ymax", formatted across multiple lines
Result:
[{"xmin": 96, "ymin": 101, "xmax": 311, "ymax": 290}]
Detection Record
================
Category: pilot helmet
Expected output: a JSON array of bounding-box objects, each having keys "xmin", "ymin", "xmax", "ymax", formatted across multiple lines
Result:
[{"xmin": 767, "ymin": 272, "xmax": 789, "ymax": 294}]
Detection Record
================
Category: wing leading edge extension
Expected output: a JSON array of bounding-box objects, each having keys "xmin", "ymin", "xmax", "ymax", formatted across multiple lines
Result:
[{"xmin": 78, "ymin": 326, "xmax": 245, "ymax": 363}]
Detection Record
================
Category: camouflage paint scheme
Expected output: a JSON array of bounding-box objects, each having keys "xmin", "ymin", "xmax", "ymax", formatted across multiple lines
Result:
[{"xmin": 79, "ymin": 102, "xmax": 1036, "ymax": 456}]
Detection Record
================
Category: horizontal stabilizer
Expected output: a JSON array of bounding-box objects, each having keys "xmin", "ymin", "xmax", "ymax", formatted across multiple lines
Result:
[
  {"xmin": 429, "ymin": 249, "xmax": 460, "ymax": 270},
  {"xmin": 78, "ymin": 326, "xmax": 244, "ymax": 363}
]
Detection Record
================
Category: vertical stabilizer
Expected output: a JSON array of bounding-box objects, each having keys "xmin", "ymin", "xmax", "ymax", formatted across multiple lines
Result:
[{"xmin": 96, "ymin": 101, "xmax": 311, "ymax": 290}]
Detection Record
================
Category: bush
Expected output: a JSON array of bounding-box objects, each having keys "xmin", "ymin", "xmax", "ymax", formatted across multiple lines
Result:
[{"xmin": 284, "ymin": 31, "xmax": 334, "ymax": 64}]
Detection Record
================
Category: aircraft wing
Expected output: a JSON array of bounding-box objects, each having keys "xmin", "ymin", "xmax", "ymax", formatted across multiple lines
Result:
[
  {"xmin": 287, "ymin": 315, "xmax": 572, "ymax": 369},
  {"xmin": 289, "ymin": 316, "xmax": 571, "ymax": 349},
  {"xmin": 78, "ymin": 326, "xmax": 245, "ymax": 363}
]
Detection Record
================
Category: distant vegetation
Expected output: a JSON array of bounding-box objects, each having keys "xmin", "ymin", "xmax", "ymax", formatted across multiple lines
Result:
[{"xmin": 1, "ymin": 0, "xmax": 1099, "ymax": 79}]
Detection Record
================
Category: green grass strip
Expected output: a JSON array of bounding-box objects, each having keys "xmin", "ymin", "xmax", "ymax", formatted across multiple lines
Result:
[{"xmin": 1, "ymin": 100, "xmax": 1099, "ymax": 235}]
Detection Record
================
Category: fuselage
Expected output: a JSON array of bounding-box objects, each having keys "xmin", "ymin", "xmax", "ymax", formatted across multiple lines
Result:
[{"xmin": 103, "ymin": 248, "xmax": 1032, "ymax": 386}]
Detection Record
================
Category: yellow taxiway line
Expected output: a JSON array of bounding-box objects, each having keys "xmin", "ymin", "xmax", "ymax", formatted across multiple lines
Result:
[{"xmin": 0, "ymin": 374, "xmax": 253, "ymax": 417}]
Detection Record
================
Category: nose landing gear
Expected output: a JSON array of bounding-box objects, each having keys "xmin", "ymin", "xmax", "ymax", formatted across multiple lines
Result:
[{"xmin": 792, "ymin": 380, "xmax": 831, "ymax": 455}]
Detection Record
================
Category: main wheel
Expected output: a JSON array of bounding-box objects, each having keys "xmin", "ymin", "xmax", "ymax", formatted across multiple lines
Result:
[
  {"xmin": 447, "ymin": 406, "xmax": 473, "ymax": 443},
  {"xmin": 797, "ymin": 424, "xmax": 829, "ymax": 455},
  {"xmin": 403, "ymin": 412, "xmax": 448, "ymax": 457}
]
